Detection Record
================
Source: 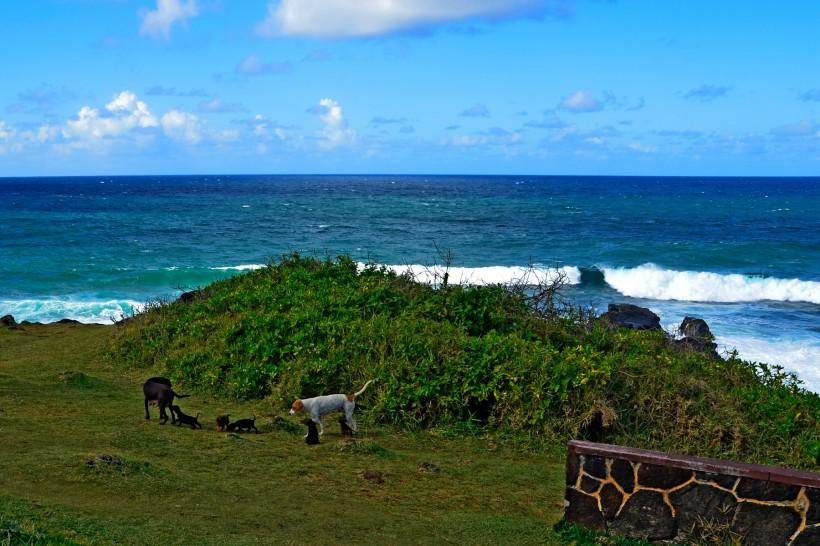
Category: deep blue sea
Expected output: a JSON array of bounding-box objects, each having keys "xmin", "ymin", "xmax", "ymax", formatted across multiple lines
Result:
[{"xmin": 2, "ymin": 175, "xmax": 818, "ymax": 390}]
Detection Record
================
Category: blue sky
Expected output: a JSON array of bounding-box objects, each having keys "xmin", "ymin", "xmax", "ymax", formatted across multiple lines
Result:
[{"xmin": 0, "ymin": 0, "xmax": 818, "ymax": 176}]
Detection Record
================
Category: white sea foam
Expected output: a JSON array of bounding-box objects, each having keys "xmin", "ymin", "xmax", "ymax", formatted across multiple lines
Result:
[
  {"xmin": 602, "ymin": 264, "xmax": 820, "ymax": 304},
  {"xmin": 359, "ymin": 263, "xmax": 581, "ymax": 286},
  {"xmin": 209, "ymin": 264, "xmax": 266, "ymax": 271},
  {"xmin": 0, "ymin": 298, "xmax": 144, "ymax": 324},
  {"xmin": 716, "ymin": 334, "xmax": 820, "ymax": 393}
]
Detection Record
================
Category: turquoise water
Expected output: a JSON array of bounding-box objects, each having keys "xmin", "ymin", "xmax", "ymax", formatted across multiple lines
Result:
[{"xmin": 2, "ymin": 175, "xmax": 818, "ymax": 389}]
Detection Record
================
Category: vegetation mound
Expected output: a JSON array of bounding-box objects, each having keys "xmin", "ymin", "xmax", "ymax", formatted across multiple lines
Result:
[{"xmin": 110, "ymin": 254, "xmax": 819, "ymax": 468}]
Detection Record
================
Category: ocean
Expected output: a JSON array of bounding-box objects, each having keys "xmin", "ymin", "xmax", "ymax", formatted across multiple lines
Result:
[{"xmin": 2, "ymin": 175, "xmax": 818, "ymax": 391}]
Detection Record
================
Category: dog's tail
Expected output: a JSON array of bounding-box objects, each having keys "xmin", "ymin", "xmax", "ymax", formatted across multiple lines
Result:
[
  {"xmin": 354, "ymin": 379, "xmax": 376, "ymax": 398},
  {"xmin": 172, "ymin": 390, "xmax": 191, "ymax": 399}
]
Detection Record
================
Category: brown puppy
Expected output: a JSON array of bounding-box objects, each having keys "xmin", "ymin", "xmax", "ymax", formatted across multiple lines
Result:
[{"xmin": 216, "ymin": 414, "xmax": 230, "ymax": 431}]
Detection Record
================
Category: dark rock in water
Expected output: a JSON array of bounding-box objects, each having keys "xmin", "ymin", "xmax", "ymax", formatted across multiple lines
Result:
[
  {"xmin": 56, "ymin": 318, "xmax": 80, "ymax": 325},
  {"xmin": 673, "ymin": 316, "xmax": 719, "ymax": 359},
  {"xmin": 679, "ymin": 316, "xmax": 713, "ymax": 340},
  {"xmin": 601, "ymin": 304, "xmax": 661, "ymax": 331},
  {"xmin": 1, "ymin": 314, "xmax": 16, "ymax": 326},
  {"xmin": 177, "ymin": 289, "xmax": 203, "ymax": 304}
]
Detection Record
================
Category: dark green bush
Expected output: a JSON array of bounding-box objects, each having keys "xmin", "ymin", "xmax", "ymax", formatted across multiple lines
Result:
[{"xmin": 110, "ymin": 254, "xmax": 819, "ymax": 469}]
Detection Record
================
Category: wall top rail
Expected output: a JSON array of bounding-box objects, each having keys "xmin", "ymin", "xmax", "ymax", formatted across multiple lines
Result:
[{"xmin": 568, "ymin": 440, "xmax": 820, "ymax": 488}]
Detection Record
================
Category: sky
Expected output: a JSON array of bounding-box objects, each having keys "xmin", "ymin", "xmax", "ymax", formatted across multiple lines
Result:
[{"xmin": 0, "ymin": 0, "xmax": 818, "ymax": 176}]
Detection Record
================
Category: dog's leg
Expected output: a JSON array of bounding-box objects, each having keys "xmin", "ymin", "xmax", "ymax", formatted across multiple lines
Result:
[
  {"xmin": 345, "ymin": 407, "xmax": 358, "ymax": 433},
  {"xmin": 318, "ymin": 417, "xmax": 325, "ymax": 435},
  {"xmin": 144, "ymin": 397, "xmax": 150, "ymax": 420}
]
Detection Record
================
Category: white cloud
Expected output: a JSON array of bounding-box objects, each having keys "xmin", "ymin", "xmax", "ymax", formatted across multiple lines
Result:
[
  {"xmin": 448, "ymin": 127, "xmax": 522, "ymax": 148},
  {"xmin": 460, "ymin": 103, "xmax": 490, "ymax": 118},
  {"xmin": 0, "ymin": 121, "xmax": 16, "ymax": 155},
  {"xmin": 140, "ymin": 0, "xmax": 198, "ymax": 39},
  {"xmin": 256, "ymin": 0, "xmax": 541, "ymax": 38},
  {"xmin": 559, "ymin": 90, "xmax": 605, "ymax": 113},
  {"xmin": 197, "ymin": 98, "xmax": 244, "ymax": 113},
  {"xmin": 628, "ymin": 142, "xmax": 657, "ymax": 154},
  {"xmin": 770, "ymin": 120, "xmax": 819, "ymax": 138},
  {"xmin": 62, "ymin": 91, "xmax": 159, "ymax": 142},
  {"xmin": 0, "ymin": 121, "xmax": 15, "ymax": 140},
  {"xmin": 235, "ymin": 55, "xmax": 292, "ymax": 76},
  {"xmin": 37, "ymin": 125, "xmax": 60, "ymax": 144},
  {"xmin": 161, "ymin": 110, "xmax": 203, "ymax": 144},
  {"xmin": 315, "ymin": 98, "xmax": 355, "ymax": 149},
  {"xmin": 3, "ymin": 91, "xmax": 243, "ymax": 156},
  {"xmin": 214, "ymin": 129, "xmax": 240, "ymax": 143},
  {"xmin": 252, "ymin": 114, "xmax": 297, "ymax": 145}
]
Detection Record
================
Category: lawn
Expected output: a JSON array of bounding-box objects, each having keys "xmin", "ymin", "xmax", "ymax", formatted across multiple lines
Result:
[{"xmin": 0, "ymin": 323, "xmax": 584, "ymax": 545}]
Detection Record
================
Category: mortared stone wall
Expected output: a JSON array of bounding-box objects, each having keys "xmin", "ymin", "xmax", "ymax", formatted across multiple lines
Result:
[{"xmin": 564, "ymin": 440, "xmax": 820, "ymax": 545}]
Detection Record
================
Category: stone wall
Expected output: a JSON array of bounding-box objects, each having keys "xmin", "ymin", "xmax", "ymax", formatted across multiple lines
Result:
[{"xmin": 564, "ymin": 440, "xmax": 820, "ymax": 545}]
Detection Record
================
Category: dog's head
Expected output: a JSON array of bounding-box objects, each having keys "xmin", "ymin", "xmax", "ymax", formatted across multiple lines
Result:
[
  {"xmin": 289, "ymin": 399, "xmax": 304, "ymax": 414},
  {"xmin": 301, "ymin": 418, "xmax": 316, "ymax": 428}
]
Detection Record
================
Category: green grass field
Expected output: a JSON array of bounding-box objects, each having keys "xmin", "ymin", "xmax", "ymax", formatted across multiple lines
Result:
[{"xmin": 0, "ymin": 322, "xmax": 605, "ymax": 545}]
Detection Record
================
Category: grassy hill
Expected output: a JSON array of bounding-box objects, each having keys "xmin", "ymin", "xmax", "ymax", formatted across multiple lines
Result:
[{"xmin": 111, "ymin": 254, "xmax": 819, "ymax": 469}]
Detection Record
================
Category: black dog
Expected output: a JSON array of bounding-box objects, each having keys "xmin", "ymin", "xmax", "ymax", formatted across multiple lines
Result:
[
  {"xmin": 226, "ymin": 416, "xmax": 257, "ymax": 433},
  {"xmin": 171, "ymin": 405, "xmax": 201, "ymax": 429},
  {"xmin": 143, "ymin": 377, "xmax": 189, "ymax": 424},
  {"xmin": 338, "ymin": 416, "xmax": 354, "ymax": 436},
  {"xmin": 303, "ymin": 418, "xmax": 319, "ymax": 445}
]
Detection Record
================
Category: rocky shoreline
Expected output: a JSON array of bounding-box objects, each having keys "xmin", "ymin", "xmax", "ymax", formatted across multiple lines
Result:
[{"xmin": 600, "ymin": 303, "xmax": 720, "ymax": 359}]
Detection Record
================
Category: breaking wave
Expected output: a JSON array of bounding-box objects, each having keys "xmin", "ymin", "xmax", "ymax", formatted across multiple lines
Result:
[
  {"xmin": 716, "ymin": 334, "xmax": 820, "ymax": 393},
  {"xmin": 361, "ymin": 263, "xmax": 582, "ymax": 286},
  {"xmin": 209, "ymin": 264, "xmax": 266, "ymax": 271},
  {"xmin": 0, "ymin": 298, "xmax": 144, "ymax": 324},
  {"xmin": 601, "ymin": 264, "xmax": 820, "ymax": 304}
]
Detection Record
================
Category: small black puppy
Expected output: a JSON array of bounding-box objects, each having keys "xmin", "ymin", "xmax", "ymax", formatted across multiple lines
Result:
[
  {"xmin": 171, "ymin": 405, "xmax": 201, "ymax": 429},
  {"xmin": 226, "ymin": 416, "xmax": 257, "ymax": 433},
  {"xmin": 303, "ymin": 418, "xmax": 319, "ymax": 445},
  {"xmin": 338, "ymin": 415, "xmax": 354, "ymax": 436}
]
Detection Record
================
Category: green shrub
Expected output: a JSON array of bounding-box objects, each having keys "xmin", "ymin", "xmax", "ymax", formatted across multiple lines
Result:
[{"xmin": 110, "ymin": 254, "xmax": 820, "ymax": 469}]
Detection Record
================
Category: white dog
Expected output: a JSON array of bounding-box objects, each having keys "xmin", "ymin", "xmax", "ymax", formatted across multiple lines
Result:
[{"xmin": 290, "ymin": 380, "xmax": 375, "ymax": 435}]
